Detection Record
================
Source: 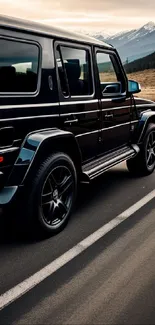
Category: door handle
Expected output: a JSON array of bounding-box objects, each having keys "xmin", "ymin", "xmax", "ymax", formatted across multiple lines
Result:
[
  {"xmin": 64, "ymin": 118, "xmax": 79, "ymax": 124},
  {"xmin": 105, "ymin": 114, "xmax": 113, "ymax": 119}
]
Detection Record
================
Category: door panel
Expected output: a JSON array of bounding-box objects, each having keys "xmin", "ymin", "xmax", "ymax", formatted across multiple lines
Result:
[
  {"xmin": 95, "ymin": 49, "xmax": 132, "ymax": 153},
  {"xmin": 60, "ymin": 100, "xmax": 100, "ymax": 161},
  {"xmin": 55, "ymin": 42, "xmax": 101, "ymax": 162},
  {"xmin": 101, "ymin": 98, "xmax": 132, "ymax": 152}
]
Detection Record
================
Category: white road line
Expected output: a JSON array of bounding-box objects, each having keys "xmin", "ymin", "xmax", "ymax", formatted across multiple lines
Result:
[{"xmin": 0, "ymin": 189, "xmax": 155, "ymax": 311}]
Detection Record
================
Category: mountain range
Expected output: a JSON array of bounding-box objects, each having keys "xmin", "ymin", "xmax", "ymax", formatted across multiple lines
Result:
[{"xmin": 88, "ymin": 22, "xmax": 155, "ymax": 63}]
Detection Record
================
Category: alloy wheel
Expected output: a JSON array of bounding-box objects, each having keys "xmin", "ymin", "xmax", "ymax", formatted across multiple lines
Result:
[
  {"xmin": 41, "ymin": 165, "xmax": 74, "ymax": 227},
  {"xmin": 146, "ymin": 131, "xmax": 155, "ymax": 168}
]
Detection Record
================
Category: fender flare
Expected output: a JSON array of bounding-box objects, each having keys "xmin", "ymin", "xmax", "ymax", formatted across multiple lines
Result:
[
  {"xmin": 7, "ymin": 128, "xmax": 82, "ymax": 186},
  {"xmin": 135, "ymin": 111, "xmax": 155, "ymax": 143}
]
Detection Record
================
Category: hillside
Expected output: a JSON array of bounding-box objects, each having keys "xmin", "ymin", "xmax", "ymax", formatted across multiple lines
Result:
[
  {"xmin": 123, "ymin": 52, "xmax": 155, "ymax": 100},
  {"xmin": 124, "ymin": 52, "xmax": 155, "ymax": 73},
  {"xmin": 126, "ymin": 69, "xmax": 155, "ymax": 101}
]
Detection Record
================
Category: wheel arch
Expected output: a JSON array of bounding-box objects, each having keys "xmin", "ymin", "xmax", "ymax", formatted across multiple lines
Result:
[
  {"xmin": 7, "ymin": 128, "xmax": 82, "ymax": 186},
  {"xmin": 136, "ymin": 111, "xmax": 155, "ymax": 144}
]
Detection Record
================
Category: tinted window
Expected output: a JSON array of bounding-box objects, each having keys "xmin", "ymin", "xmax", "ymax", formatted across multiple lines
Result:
[
  {"xmin": 96, "ymin": 52, "xmax": 125, "ymax": 96},
  {"xmin": 56, "ymin": 46, "xmax": 93, "ymax": 97},
  {"xmin": 0, "ymin": 39, "xmax": 39, "ymax": 93}
]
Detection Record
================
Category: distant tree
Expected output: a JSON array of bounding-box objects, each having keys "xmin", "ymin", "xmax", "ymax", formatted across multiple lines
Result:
[{"xmin": 124, "ymin": 52, "xmax": 155, "ymax": 74}]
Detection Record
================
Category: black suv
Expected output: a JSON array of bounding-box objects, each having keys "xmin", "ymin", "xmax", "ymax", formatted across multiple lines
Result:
[{"xmin": 0, "ymin": 15, "xmax": 155, "ymax": 236}]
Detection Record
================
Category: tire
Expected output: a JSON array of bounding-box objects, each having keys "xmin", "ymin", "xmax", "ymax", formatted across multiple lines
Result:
[
  {"xmin": 22, "ymin": 153, "xmax": 77, "ymax": 237},
  {"xmin": 127, "ymin": 123, "xmax": 155, "ymax": 176}
]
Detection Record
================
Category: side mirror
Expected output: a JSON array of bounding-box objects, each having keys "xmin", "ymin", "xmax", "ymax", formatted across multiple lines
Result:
[{"xmin": 128, "ymin": 80, "xmax": 141, "ymax": 94}]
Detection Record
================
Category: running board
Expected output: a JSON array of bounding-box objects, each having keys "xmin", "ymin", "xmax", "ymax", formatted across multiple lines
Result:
[{"xmin": 82, "ymin": 144, "xmax": 139, "ymax": 181}]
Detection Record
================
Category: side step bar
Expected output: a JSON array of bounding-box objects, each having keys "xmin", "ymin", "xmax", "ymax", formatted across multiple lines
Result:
[{"xmin": 82, "ymin": 144, "xmax": 139, "ymax": 181}]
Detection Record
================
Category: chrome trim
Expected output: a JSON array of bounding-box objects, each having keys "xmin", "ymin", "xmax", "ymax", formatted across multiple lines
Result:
[
  {"xmin": 131, "ymin": 120, "xmax": 139, "ymax": 124},
  {"xmin": 0, "ymin": 114, "xmax": 59, "ymax": 122},
  {"xmin": 70, "ymin": 93, "xmax": 95, "ymax": 100},
  {"xmin": 0, "ymin": 100, "xmax": 133, "ymax": 111},
  {"xmin": 103, "ymin": 121, "xmax": 131, "ymax": 130},
  {"xmin": 0, "ymin": 147, "xmax": 19, "ymax": 154},
  {"xmin": 136, "ymin": 104, "xmax": 155, "ymax": 108},
  {"xmin": 60, "ymin": 99, "xmax": 98, "ymax": 106},
  {"xmin": 101, "ymin": 93, "xmax": 127, "ymax": 101},
  {"xmin": 64, "ymin": 119, "xmax": 78, "ymax": 124},
  {"xmin": 0, "ymin": 102, "xmax": 59, "ymax": 109},
  {"xmin": 76, "ymin": 121, "xmax": 131, "ymax": 138},
  {"xmin": 13, "ymin": 139, "xmax": 22, "ymax": 144},
  {"xmin": 61, "ymin": 109, "xmax": 100, "ymax": 117},
  {"xmin": 101, "ymin": 98, "xmax": 112, "ymax": 102},
  {"xmin": 101, "ymin": 105, "xmax": 131, "ymax": 111},
  {"xmin": 76, "ymin": 129, "xmax": 99, "ymax": 137}
]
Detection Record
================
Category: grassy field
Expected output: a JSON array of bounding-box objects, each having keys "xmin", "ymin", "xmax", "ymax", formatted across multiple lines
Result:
[
  {"xmin": 126, "ymin": 69, "xmax": 155, "ymax": 101},
  {"xmin": 100, "ymin": 69, "xmax": 155, "ymax": 101}
]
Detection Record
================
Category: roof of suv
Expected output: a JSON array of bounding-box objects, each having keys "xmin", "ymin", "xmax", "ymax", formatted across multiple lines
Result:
[{"xmin": 0, "ymin": 15, "xmax": 113, "ymax": 49}]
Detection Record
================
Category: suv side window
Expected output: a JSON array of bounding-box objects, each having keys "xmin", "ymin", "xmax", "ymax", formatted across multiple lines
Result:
[
  {"xmin": 56, "ymin": 45, "xmax": 93, "ymax": 97},
  {"xmin": 0, "ymin": 38, "xmax": 39, "ymax": 94},
  {"xmin": 96, "ymin": 52, "xmax": 125, "ymax": 97}
]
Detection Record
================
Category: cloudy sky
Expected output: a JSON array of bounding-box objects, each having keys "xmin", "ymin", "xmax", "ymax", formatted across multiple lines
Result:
[{"xmin": 0, "ymin": 0, "xmax": 155, "ymax": 34}]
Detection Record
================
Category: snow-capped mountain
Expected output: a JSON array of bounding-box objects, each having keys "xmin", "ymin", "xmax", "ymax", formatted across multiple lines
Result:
[
  {"xmin": 80, "ymin": 30, "xmax": 110, "ymax": 40},
  {"xmin": 109, "ymin": 22, "xmax": 155, "ymax": 43},
  {"xmin": 91, "ymin": 32, "xmax": 110, "ymax": 40},
  {"xmin": 143, "ymin": 21, "xmax": 155, "ymax": 32},
  {"xmin": 91, "ymin": 22, "xmax": 155, "ymax": 63}
]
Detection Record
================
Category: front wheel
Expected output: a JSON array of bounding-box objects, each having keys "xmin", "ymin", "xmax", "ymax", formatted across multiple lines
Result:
[
  {"xmin": 127, "ymin": 123, "xmax": 155, "ymax": 176},
  {"xmin": 24, "ymin": 153, "xmax": 77, "ymax": 236}
]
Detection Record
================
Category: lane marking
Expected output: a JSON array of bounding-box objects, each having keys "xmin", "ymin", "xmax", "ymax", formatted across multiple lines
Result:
[{"xmin": 1, "ymin": 189, "xmax": 155, "ymax": 310}]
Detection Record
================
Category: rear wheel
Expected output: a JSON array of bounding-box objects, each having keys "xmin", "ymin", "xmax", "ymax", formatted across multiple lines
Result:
[
  {"xmin": 127, "ymin": 123, "xmax": 155, "ymax": 176},
  {"xmin": 23, "ymin": 153, "xmax": 77, "ymax": 236}
]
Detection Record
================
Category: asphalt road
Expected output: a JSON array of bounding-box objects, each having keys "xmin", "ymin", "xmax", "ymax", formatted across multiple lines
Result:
[{"xmin": 1, "ymin": 162, "xmax": 155, "ymax": 324}]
